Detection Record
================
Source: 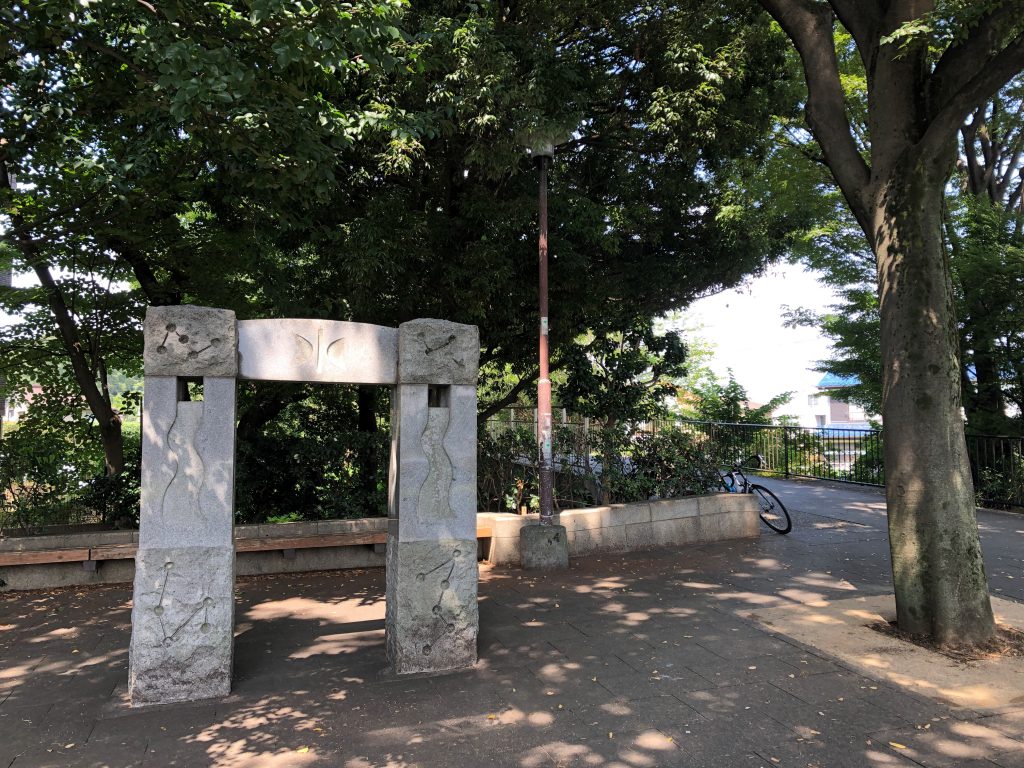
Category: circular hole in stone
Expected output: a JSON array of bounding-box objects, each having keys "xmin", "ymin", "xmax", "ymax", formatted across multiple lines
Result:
[
  {"xmin": 204, "ymin": 597, "xmax": 213, "ymax": 607},
  {"xmin": 164, "ymin": 562, "xmax": 174, "ymax": 570},
  {"xmin": 447, "ymin": 623, "xmax": 454, "ymax": 631},
  {"xmin": 162, "ymin": 637, "xmax": 173, "ymax": 647},
  {"xmin": 441, "ymin": 579, "xmax": 450, "ymax": 589},
  {"xmin": 154, "ymin": 606, "xmax": 164, "ymax": 616},
  {"xmin": 422, "ymin": 644, "xmax": 432, "ymax": 655},
  {"xmin": 432, "ymin": 605, "xmax": 441, "ymax": 615},
  {"xmin": 157, "ymin": 345, "xmax": 167, "ymax": 354},
  {"xmin": 187, "ymin": 351, "xmax": 198, "ymax": 359},
  {"xmin": 166, "ymin": 324, "xmax": 176, "ymax": 332},
  {"xmin": 200, "ymin": 623, "xmax": 210, "ymax": 633},
  {"xmin": 178, "ymin": 335, "xmax": 189, "ymax": 343},
  {"xmin": 453, "ymin": 549, "xmax": 461, "ymax": 557},
  {"xmin": 416, "ymin": 573, "xmax": 425, "ymax": 582},
  {"xmin": 210, "ymin": 337, "xmax": 221, "ymax": 346}
]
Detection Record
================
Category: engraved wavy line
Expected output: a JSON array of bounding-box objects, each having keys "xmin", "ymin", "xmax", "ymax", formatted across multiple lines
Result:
[
  {"xmin": 404, "ymin": 406, "xmax": 431, "ymax": 505},
  {"xmin": 194, "ymin": 402, "xmax": 208, "ymax": 522},
  {"xmin": 418, "ymin": 406, "xmax": 453, "ymax": 518},
  {"xmin": 157, "ymin": 402, "xmax": 181, "ymax": 519}
]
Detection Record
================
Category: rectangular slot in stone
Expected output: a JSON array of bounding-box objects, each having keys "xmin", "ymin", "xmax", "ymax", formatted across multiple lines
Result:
[
  {"xmin": 428, "ymin": 384, "xmax": 451, "ymax": 408},
  {"xmin": 177, "ymin": 377, "xmax": 203, "ymax": 402}
]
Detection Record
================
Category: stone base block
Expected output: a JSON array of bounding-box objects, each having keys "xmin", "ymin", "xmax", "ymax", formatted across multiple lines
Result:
[
  {"xmin": 129, "ymin": 546, "xmax": 234, "ymax": 706},
  {"xmin": 385, "ymin": 539, "xmax": 478, "ymax": 675},
  {"xmin": 520, "ymin": 524, "xmax": 569, "ymax": 570}
]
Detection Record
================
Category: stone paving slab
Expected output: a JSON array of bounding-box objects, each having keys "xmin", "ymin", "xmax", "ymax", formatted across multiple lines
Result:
[{"xmin": 1, "ymin": 480, "xmax": 1023, "ymax": 767}]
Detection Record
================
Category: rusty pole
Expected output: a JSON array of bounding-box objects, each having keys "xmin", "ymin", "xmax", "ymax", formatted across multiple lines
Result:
[{"xmin": 537, "ymin": 153, "xmax": 554, "ymax": 525}]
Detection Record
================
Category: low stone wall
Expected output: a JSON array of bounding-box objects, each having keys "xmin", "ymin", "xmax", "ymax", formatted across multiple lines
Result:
[
  {"xmin": 1, "ymin": 493, "xmax": 758, "ymax": 591},
  {"xmin": 478, "ymin": 493, "xmax": 760, "ymax": 566},
  {"xmin": 0, "ymin": 518, "xmax": 387, "ymax": 592}
]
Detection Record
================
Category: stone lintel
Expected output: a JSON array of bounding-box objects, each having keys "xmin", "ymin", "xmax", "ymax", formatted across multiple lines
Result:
[{"xmin": 237, "ymin": 319, "xmax": 398, "ymax": 384}]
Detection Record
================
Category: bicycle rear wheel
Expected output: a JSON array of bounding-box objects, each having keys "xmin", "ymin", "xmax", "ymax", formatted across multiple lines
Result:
[{"xmin": 750, "ymin": 485, "xmax": 791, "ymax": 534}]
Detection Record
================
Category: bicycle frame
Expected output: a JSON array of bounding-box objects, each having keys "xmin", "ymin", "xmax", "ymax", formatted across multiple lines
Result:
[{"xmin": 719, "ymin": 455, "xmax": 763, "ymax": 494}]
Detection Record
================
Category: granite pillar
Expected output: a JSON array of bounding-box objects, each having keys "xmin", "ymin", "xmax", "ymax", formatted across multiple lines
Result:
[
  {"xmin": 386, "ymin": 320, "xmax": 480, "ymax": 674},
  {"xmin": 129, "ymin": 306, "xmax": 238, "ymax": 705}
]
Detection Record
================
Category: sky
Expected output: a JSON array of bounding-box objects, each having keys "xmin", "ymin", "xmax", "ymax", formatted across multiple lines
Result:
[{"xmin": 680, "ymin": 261, "xmax": 842, "ymax": 407}]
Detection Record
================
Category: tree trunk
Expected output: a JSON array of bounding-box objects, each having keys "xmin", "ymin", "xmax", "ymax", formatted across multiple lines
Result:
[
  {"xmin": 99, "ymin": 418, "xmax": 125, "ymax": 476},
  {"xmin": 875, "ymin": 153, "xmax": 995, "ymax": 645},
  {"xmin": 599, "ymin": 415, "xmax": 618, "ymax": 504}
]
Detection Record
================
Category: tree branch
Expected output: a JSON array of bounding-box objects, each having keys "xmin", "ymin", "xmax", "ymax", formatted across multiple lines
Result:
[
  {"xmin": 929, "ymin": 5, "xmax": 1024, "ymax": 119},
  {"xmin": 758, "ymin": 0, "xmax": 874, "ymax": 239},
  {"xmin": 921, "ymin": 32, "xmax": 1024, "ymax": 162},
  {"xmin": 827, "ymin": 0, "xmax": 882, "ymax": 74},
  {"xmin": 477, "ymin": 370, "xmax": 540, "ymax": 423}
]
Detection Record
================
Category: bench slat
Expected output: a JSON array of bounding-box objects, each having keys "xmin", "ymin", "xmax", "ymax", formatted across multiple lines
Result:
[
  {"xmin": 0, "ymin": 548, "xmax": 92, "ymax": 567},
  {"xmin": 1, "ymin": 524, "xmax": 497, "ymax": 566}
]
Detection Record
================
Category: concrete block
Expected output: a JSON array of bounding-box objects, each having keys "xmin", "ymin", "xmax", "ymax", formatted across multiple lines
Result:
[
  {"xmin": 398, "ymin": 319, "xmax": 480, "ymax": 385},
  {"xmin": 144, "ymin": 306, "xmax": 237, "ymax": 377},
  {"xmin": 567, "ymin": 525, "xmax": 627, "ymax": 556},
  {"xmin": 385, "ymin": 539, "xmax": 478, "ymax": 674},
  {"xmin": 649, "ymin": 497, "xmax": 701, "ymax": 522},
  {"xmin": 237, "ymin": 319, "xmax": 398, "ymax": 384},
  {"xmin": 520, "ymin": 524, "xmax": 569, "ymax": 570},
  {"xmin": 485, "ymin": 536, "xmax": 520, "ymax": 566},
  {"xmin": 697, "ymin": 494, "xmax": 734, "ymax": 517},
  {"xmin": 129, "ymin": 545, "xmax": 234, "ymax": 705},
  {"xmin": 700, "ymin": 511, "xmax": 759, "ymax": 542},
  {"xmin": 603, "ymin": 502, "xmax": 653, "ymax": 527},
  {"xmin": 479, "ymin": 513, "xmax": 528, "ymax": 540},
  {"xmin": 556, "ymin": 508, "xmax": 610, "ymax": 532}
]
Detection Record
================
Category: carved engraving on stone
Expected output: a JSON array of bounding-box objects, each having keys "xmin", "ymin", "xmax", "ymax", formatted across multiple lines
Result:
[
  {"xmin": 417, "ymin": 329, "xmax": 463, "ymax": 368},
  {"xmin": 293, "ymin": 327, "xmax": 348, "ymax": 374},
  {"xmin": 151, "ymin": 561, "xmax": 215, "ymax": 646},
  {"xmin": 398, "ymin": 319, "xmax": 480, "ymax": 385},
  {"xmin": 417, "ymin": 546, "xmax": 467, "ymax": 654},
  {"xmin": 144, "ymin": 306, "xmax": 237, "ymax": 377},
  {"xmin": 238, "ymin": 319, "xmax": 397, "ymax": 384},
  {"xmin": 162, "ymin": 402, "xmax": 205, "ymax": 523},
  {"xmin": 418, "ymin": 405, "xmax": 454, "ymax": 522}
]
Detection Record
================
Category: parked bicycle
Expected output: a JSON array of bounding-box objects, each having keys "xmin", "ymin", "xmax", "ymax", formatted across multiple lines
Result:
[{"xmin": 720, "ymin": 455, "xmax": 792, "ymax": 534}]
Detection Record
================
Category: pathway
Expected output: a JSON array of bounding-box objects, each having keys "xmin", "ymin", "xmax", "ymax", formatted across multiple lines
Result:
[{"xmin": 1, "ymin": 480, "xmax": 1022, "ymax": 767}]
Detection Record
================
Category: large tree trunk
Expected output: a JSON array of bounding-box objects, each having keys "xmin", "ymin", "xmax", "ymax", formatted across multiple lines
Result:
[
  {"xmin": 99, "ymin": 418, "xmax": 125, "ymax": 476},
  {"xmin": 875, "ymin": 152, "xmax": 995, "ymax": 645}
]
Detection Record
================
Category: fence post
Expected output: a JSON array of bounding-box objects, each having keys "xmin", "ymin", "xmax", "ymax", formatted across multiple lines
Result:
[{"xmin": 783, "ymin": 427, "xmax": 791, "ymax": 479}]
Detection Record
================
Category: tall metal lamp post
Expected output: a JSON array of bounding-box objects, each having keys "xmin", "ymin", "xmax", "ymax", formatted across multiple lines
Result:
[
  {"xmin": 532, "ymin": 140, "xmax": 555, "ymax": 525},
  {"xmin": 0, "ymin": 265, "xmax": 10, "ymax": 439}
]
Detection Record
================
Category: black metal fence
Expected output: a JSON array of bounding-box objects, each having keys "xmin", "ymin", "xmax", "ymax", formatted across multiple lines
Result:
[{"xmin": 486, "ymin": 412, "xmax": 1024, "ymax": 510}]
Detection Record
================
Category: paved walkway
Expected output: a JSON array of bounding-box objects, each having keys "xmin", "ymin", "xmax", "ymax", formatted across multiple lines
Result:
[{"xmin": 1, "ymin": 480, "xmax": 1023, "ymax": 768}]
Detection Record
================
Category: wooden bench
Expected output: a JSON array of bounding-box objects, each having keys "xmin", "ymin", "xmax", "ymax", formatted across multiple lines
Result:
[{"xmin": 0, "ymin": 524, "xmax": 495, "ymax": 569}]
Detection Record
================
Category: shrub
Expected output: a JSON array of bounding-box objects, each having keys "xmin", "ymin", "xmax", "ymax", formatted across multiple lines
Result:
[
  {"xmin": 480, "ymin": 421, "xmax": 722, "ymax": 512},
  {"xmin": 0, "ymin": 390, "xmax": 103, "ymax": 532}
]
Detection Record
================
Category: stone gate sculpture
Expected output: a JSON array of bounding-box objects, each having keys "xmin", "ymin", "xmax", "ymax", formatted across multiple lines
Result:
[{"xmin": 129, "ymin": 306, "xmax": 480, "ymax": 706}]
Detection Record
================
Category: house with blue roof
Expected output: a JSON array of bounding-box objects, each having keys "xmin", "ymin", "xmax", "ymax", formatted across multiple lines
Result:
[{"xmin": 808, "ymin": 373, "xmax": 875, "ymax": 429}]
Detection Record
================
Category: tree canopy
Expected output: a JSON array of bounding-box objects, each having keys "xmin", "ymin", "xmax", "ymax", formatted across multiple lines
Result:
[{"xmin": 1, "ymin": 0, "xmax": 806, "ymax": 484}]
